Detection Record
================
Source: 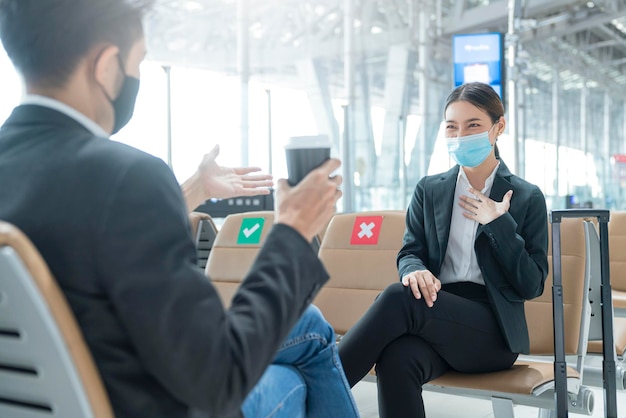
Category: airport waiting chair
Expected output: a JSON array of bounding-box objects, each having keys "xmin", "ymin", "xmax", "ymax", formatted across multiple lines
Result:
[
  {"xmin": 584, "ymin": 214, "xmax": 626, "ymax": 390},
  {"xmin": 605, "ymin": 210, "xmax": 626, "ymax": 391},
  {"xmin": 0, "ymin": 221, "xmax": 113, "ymax": 418},
  {"xmin": 204, "ymin": 211, "xmax": 274, "ymax": 306},
  {"xmin": 189, "ymin": 211, "xmax": 216, "ymax": 239},
  {"xmin": 314, "ymin": 210, "xmax": 406, "ymax": 336},
  {"xmin": 423, "ymin": 218, "xmax": 596, "ymax": 416},
  {"xmin": 608, "ymin": 211, "xmax": 626, "ymax": 317},
  {"xmin": 586, "ymin": 323, "xmax": 626, "ymax": 390},
  {"xmin": 302, "ymin": 217, "xmax": 333, "ymax": 255},
  {"xmin": 189, "ymin": 212, "xmax": 218, "ymax": 271}
]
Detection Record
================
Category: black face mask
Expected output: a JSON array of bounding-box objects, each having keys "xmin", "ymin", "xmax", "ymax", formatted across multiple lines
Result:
[
  {"xmin": 110, "ymin": 73, "xmax": 140, "ymax": 135},
  {"xmin": 101, "ymin": 54, "xmax": 140, "ymax": 135}
]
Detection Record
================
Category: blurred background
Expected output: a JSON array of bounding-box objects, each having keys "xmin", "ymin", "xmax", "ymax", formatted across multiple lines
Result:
[{"xmin": 2, "ymin": 0, "xmax": 626, "ymax": 212}]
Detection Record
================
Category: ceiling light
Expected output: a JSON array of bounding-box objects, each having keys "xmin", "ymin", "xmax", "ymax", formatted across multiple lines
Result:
[{"xmin": 183, "ymin": 1, "xmax": 203, "ymax": 12}]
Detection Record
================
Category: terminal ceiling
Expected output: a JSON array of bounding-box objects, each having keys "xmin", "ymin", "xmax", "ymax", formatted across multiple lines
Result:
[{"xmin": 146, "ymin": 0, "xmax": 626, "ymax": 100}]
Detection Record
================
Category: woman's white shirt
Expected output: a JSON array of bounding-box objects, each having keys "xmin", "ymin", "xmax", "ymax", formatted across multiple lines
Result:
[{"xmin": 438, "ymin": 162, "xmax": 500, "ymax": 285}]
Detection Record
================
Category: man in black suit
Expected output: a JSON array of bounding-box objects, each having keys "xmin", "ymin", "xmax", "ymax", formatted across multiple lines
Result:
[{"xmin": 0, "ymin": 1, "xmax": 359, "ymax": 417}]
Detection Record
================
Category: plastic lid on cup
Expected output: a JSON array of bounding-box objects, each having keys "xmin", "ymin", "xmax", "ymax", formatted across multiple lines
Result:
[{"xmin": 284, "ymin": 135, "xmax": 331, "ymax": 149}]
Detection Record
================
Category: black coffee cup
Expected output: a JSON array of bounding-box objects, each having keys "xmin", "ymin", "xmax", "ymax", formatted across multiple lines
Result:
[{"xmin": 285, "ymin": 135, "xmax": 331, "ymax": 186}]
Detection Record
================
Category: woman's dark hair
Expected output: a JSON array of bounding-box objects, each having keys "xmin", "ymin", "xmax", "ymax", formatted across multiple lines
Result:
[
  {"xmin": 444, "ymin": 82, "xmax": 505, "ymax": 124},
  {"xmin": 0, "ymin": 0, "xmax": 154, "ymax": 87}
]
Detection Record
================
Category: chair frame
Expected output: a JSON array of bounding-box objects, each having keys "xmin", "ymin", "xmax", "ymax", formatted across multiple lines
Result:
[
  {"xmin": 583, "ymin": 218, "xmax": 626, "ymax": 393},
  {"xmin": 0, "ymin": 222, "xmax": 113, "ymax": 418},
  {"xmin": 552, "ymin": 209, "xmax": 618, "ymax": 417},
  {"xmin": 607, "ymin": 211, "xmax": 626, "ymax": 319},
  {"xmin": 191, "ymin": 213, "xmax": 218, "ymax": 271}
]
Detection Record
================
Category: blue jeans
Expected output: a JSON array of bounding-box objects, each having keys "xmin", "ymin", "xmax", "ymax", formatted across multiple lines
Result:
[{"xmin": 241, "ymin": 305, "xmax": 360, "ymax": 418}]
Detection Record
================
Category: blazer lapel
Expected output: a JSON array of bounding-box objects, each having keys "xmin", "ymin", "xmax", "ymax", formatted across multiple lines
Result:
[
  {"xmin": 489, "ymin": 160, "xmax": 515, "ymax": 202},
  {"xmin": 432, "ymin": 166, "xmax": 458, "ymax": 265}
]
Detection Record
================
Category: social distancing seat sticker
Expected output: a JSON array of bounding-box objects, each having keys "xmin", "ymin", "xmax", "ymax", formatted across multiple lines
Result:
[
  {"xmin": 237, "ymin": 218, "xmax": 265, "ymax": 245},
  {"xmin": 350, "ymin": 216, "xmax": 383, "ymax": 245}
]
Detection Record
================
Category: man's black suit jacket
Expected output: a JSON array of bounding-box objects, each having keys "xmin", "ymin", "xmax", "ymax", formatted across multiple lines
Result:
[
  {"xmin": 398, "ymin": 162, "xmax": 549, "ymax": 354},
  {"xmin": 0, "ymin": 105, "xmax": 328, "ymax": 417}
]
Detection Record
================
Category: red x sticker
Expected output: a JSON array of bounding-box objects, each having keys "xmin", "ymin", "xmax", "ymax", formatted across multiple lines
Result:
[{"xmin": 350, "ymin": 216, "xmax": 383, "ymax": 245}]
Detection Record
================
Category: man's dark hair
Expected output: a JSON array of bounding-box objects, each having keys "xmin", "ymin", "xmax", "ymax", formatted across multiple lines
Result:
[{"xmin": 0, "ymin": 0, "xmax": 154, "ymax": 87}]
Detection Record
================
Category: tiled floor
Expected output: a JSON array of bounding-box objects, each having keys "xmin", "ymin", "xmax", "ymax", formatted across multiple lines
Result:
[{"xmin": 352, "ymin": 380, "xmax": 626, "ymax": 418}]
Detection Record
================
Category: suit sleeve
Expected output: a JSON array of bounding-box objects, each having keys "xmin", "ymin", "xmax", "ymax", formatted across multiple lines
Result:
[
  {"xmin": 477, "ymin": 185, "xmax": 549, "ymax": 300},
  {"xmin": 94, "ymin": 156, "xmax": 328, "ymax": 416},
  {"xmin": 397, "ymin": 178, "xmax": 429, "ymax": 279}
]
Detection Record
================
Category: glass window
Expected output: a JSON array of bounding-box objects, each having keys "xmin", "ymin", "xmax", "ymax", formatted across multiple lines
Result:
[{"xmin": 0, "ymin": 48, "xmax": 23, "ymax": 124}]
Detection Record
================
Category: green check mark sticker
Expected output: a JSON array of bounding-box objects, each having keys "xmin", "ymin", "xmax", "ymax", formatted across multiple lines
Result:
[{"xmin": 237, "ymin": 218, "xmax": 265, "ymax": 245}]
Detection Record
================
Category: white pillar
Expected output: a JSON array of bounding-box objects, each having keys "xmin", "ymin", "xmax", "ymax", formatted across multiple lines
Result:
[
  {"xmin": 238, "ymin": 0, "xmax": 250, "ymax": 166},
  {"xmin": 417, "ymin": 3, "xmax": 429, "ymax": 182},
  {"xmin": 507, "ymin": 0, "xmax": 523, "ymax": 177},
  {"xmin": 603, "ymin": 91, "xmax": 610, "ymax": 206},
  {"xmin": 581, "ymin": 83, "xmax": 588, "ymax": 201},
  {"xmin": 553, "ymin": 69, "xmax": 560, "ymax": 197},
  {"xmin": 343, "ymin": 0, "xmax": 356, "ymax": 212},
  {"xmin": 297, "ymin": 59, "xmax": 340, "ymax": 150},
  {"xmin": 377, "ymin": 46, "xmax": 411, "ymax": 186}
]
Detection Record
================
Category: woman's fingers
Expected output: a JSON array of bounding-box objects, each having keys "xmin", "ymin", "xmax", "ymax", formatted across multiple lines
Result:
[{"xmin": 402, "ymin": 271, "xmax": 440, "ymax": 307}]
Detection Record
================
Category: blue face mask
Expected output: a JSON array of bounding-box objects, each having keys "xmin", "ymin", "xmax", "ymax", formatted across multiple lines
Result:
[{"xmin": 446, "ymin": 130, "xmax": 494, "ymax": 168}]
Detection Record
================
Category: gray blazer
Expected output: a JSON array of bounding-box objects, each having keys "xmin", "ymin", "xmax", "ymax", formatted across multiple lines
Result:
[
  {"xmin": 0, "ymin": 105, "xmax": 328, "ymax": 418},
  {"xmin": 398, "ymin": 161, "xmax": 549, "ymax": 354}
]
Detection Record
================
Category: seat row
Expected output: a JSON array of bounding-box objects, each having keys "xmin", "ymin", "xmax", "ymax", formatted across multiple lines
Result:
[
  {"xmin": 203, "ymin": 209, "xmax": 626, "ymax": 417},
  {"xmin": 0, "ymin": 210, "xmax": 624, "ymax": 417}
]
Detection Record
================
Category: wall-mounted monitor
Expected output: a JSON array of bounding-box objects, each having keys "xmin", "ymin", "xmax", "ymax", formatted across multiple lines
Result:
[{"xmin": 453, "ymin": 32, "xmax": 505, "ymax": 101}]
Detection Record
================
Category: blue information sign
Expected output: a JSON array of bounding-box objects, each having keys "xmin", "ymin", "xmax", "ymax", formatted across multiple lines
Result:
[{"xmin": 453, "ymin": 32, "xmax": 505, "ymax": 100}]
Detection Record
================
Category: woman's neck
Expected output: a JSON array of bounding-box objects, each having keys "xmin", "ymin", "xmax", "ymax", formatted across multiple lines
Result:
[{"xmin": 463, "ymin": 154, "xmax": 498, "ymax": 191}]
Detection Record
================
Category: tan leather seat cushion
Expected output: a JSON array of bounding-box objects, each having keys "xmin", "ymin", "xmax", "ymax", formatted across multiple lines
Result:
[
  {"xmin": 428, "ymin": 361, "xmax": 580, "ymax": 395},
  {"xmin": 614, "ymin": 290, "xmax": 626, "ymax": 310},
  {"xmin": 587, "ymin": 317, "xmax": 626, "ymax": 357},
  {"xmin": 609, "ymin": 212, "xmax": 626, "ymax": 293}
]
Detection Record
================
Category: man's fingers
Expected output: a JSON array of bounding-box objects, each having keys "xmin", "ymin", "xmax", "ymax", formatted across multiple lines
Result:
[
  {"xmin": 503, "ymin": 189, "xmax": 514, "ymax": 203},
  {"xmin": 206, "ymin": 144, "xmax": 220, "ymax": 160},
  {"xmin": 329, "ymin": 174, "xmax": 343, "ymax": 186},
  {"xmin": 233, "ymin": 167, "xmax": 263, "ymax": 175},
  {"xmin": 242, "ymin": 180, "xmax": 274, "ymax": 189},
  {"xmin": 318, "ymin": 158, "xmax": 342, "ymax": 175},
  {"xmin": 240, "ymin": 174, "xmax": 273, "ymax": 182},
  {"xmin": 276, "ymin": 178, "xmax": 290, "ymax": 194},
  {"xmin": 239, "ymin": 188, "xmax": 271, "ymax": 196}
]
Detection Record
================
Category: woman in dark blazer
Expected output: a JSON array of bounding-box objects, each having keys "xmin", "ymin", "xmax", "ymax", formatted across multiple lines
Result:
[{"xmin": 338, "ymin": 82, "xmax": 549, "ymax": 418}]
